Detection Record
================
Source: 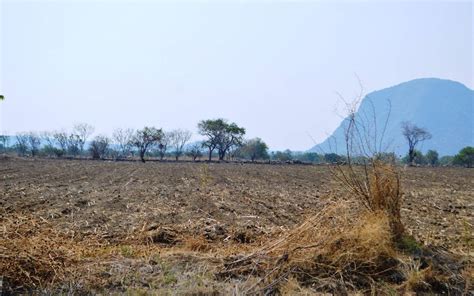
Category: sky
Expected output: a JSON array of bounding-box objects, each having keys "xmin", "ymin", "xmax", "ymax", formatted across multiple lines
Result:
[{"xmin": 0, "ymin": 0, "xmax": 472, "ymax": 151}]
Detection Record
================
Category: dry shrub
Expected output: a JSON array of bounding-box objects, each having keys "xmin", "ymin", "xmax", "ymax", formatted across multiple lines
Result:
[
  {"xmin": 332, "ymin": 95, "xmax": 404, "ymax": 241},
  {"xmin": 334, "ymin": 159, "xmax": 404, "ymax": 241},
  {"xmin": 220, "ymin": 200, "xmax": 399, "ymax": 293},
  {"xmin": 0, "ymin": 215, "xmax": 78, "ymax": 292}
]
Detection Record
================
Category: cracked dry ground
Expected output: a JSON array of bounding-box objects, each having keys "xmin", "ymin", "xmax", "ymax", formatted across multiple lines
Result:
[{"xmin": 1, "ymin": 158, "xmax": 473, "ymax": 293}]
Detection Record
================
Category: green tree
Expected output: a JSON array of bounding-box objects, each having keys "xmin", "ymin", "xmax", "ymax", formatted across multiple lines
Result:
[
  {"xmin": 402, "ymin": 150, "xmax": 425, "ymax": 165},
  {"xmin": 273, "ymin": 149, "xmax": 293, "ymax": 162},
  {"xmin": 373, "ymin": 152, "xmax": 397, "ymax": 164},
  {"xmin": 41, "ymin": 145, "xmax": 64, "ymax": 157},
  {"xmin": 439, "ymin": 155, "xmax": 454, "ymax": 166},
  {"xmin": 239, "ymin": 138, "xmax": 269, "ymax": 161},
  {"xmin": 425, "ymin": 150, "xmax": 439, "ymax": 166},
  {"xmin": 292, "ymin": 152, "xmax": 322, "ymax": 163},
  {"xmin": 453, "ymin": 146, "xmax": 474, "ymax": 168},
  {"xmin": 198, "ymin": 119, "xmax": 245, "ymax": 161},
  {"xmin": 198, "ymin": 119, "xmax": 224, "ymax": 161},
  {"xmin": 132, "ymin": 127, "xmax": 163, "ymax": 162},
  {"xmin": 324, "ymin": 153, "xmax": 343, "ymax": 164}
]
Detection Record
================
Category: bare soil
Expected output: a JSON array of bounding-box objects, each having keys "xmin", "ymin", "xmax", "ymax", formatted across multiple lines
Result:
[{"xmin": 1, "ymin": 158, "xmax": 472, "ymax": 294}]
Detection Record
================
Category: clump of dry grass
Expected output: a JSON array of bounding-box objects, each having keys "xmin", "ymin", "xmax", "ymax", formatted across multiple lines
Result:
[
  {"xmin": 0, "ymin": 215, "xmax": 78, "ymax": 292},
  {"xmin": 334, "ymin": 159, "xmax": 404, "ymax": 241},
  {"xmin": 220, "ymin": 200, "xmax": 400, "ymax": 293},
  {"xmin": 184, "ymin": 236, "xmax": 212, "ymax": 252}
]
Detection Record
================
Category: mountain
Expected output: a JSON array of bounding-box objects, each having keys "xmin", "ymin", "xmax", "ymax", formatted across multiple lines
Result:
[{"xmin": 310, "ymin": 78, "xmax": 474, "ymax": 156}]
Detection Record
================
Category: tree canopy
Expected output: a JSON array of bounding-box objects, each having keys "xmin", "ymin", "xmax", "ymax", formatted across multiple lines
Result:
[
  {"xmin": 453, "ymin": 146, "xmax": 474, "ymax": 168},
  {"xmin": 198, "ymin": 119, "xmax": 245, "ymax": 161},
  {"xmin": 132, "ymin": 127, "xmax": 163, "ymax": 162},
  {"xmin": 238, "ymin": 138, "xmax": 269, "ymax": 161},
  {"xmin": 401, "ymin": 121, "xmax": 432, "ymax": 165}
]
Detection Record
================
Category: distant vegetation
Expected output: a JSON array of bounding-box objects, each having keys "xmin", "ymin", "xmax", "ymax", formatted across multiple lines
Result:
[{"xmin": 0, "ymin": 118, "xmax": 472, "ymax": 167}]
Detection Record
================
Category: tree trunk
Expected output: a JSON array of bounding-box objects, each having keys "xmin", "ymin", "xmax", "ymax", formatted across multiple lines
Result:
[
  {"xmin": 408, "ymin": 148, "xmax": 415, "ymax": 166},
  {"xmin": 218, "ymin": 149, "xmax": 225, "ymax": 160},
  {"xmin": 140, "ymin": 150, "xmax": 146, "ymax": 163},
  {"xmin": 208, "ymin": 148, "xmax": 212, "ymax": 161}
]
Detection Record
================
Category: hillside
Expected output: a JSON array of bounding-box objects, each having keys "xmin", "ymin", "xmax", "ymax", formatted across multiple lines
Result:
[{"xmin": 310, "ymin": 78, "xmax": 473, "ymax": 156}]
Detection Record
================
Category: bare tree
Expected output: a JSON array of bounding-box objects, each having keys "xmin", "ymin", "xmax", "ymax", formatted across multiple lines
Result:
[
  {"xmin": 73, "ymin": 123, "xmax": 95, "ymax": 154},
  {"xmin": 169, "ymin": 129, "xmax": 192, "ymax": 161},
  {"xmin": 53, "ymin": 131, "xmax": 69, "ymax": 154},
  {"xmin": 112, "ymin": 128, "xmax": 134, "ymax": 159},
  {"xmin": 132, "ymin": 127, "xmax": 163, "ymax": 162},
  {"xmin": 15, "ymin": 133, "xmax": 29, "ymax": 156},
  {"xmin": 26, "ymin": 132, "xmax": 41, "ymax": 156},
  {"xmin": 40, "ymin": 131, "xmax": 55, "ymax": 148},
  {"xmin": 186, "ymin": 143, "xmax": 203, "ymax": 161},
  {"xmin": 0, "ymin": 134, "xmax": 9, "ymax": 152},
  {"xmin": 401, "ymin": 121, "xmax": 432, "ymax": 165},
  {"xmin": 157, "ymin": 132, "xmax": 171, "ymax": 160},
  {"xmin": 67, "ymin": 134, "xmax": 82, "ymax": 156},
  {"xmin": 90, "ymin": 135, "xmax": 110, "ymax": 160}
]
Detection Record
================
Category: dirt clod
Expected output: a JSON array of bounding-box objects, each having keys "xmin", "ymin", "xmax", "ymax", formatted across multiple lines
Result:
[{"xmin": 149, "ymin": 228, "xmax": 179, "ymax": 245}]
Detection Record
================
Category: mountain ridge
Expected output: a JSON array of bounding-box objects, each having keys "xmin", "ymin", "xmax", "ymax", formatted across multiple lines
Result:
[{"xmin": 309, "ymin": 78, "xmax": 474, "ymax": 156}]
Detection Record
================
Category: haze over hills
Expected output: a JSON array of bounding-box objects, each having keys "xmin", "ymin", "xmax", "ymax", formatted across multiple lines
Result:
[{"xmin": 309, "ymin": 78, "xmax": 474, "ymax": 156}]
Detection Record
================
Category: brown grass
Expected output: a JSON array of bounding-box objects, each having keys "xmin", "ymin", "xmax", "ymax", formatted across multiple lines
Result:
[
  {"xmin": 217, "ymin": 157, "xmax": 471, "ymax": 294},
  {"xmin": 0, "ymin": 215, "xmax": 79, "ymax": 291},
  {"xmin": 334, "ymin": 160, "xmax": 404, "ymax": 241},
  {"xmin": 220, "ymin": 199, "xmax": 400, "ymax": 293},
  {"xmin": 1, "ymin": 159, "xmax": 470, "ymax": 294}
]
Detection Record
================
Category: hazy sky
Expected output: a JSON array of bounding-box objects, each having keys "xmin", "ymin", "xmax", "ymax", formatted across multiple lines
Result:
[{"xmin": 1, "ymin": 0, "xmax": 472, "ymax": 150}]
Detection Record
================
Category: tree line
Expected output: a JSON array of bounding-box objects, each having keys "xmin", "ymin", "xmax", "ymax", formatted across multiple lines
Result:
[
  {"xmin": 0, "ymin": 119, "xmax": 472, "ymax": 167},
  {"xmin": 0, "ymin": 119, "xmax": 270, "ymax": 163}
]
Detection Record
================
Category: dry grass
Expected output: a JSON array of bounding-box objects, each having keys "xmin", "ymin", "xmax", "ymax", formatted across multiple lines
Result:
[
  {"xmin": 1, "ymin": 159, "xmax": 471, "ymax": 294},
  {"xmin": 222, "ymin": 159, "xmax": 469, "ymax": 294},
  {"xmin": 220, "ymin": 196, "xmax": 470, "ymax": 294},
  {"xmin": 218, "ymin": 158, "xmax": 469, "ymax": 294},
  {"xmin": 220, "ymin": 199, "xmax": 400, "ymax": 294},
  {"xmin": 334, "ymin": 160, "xmax": 404, "ymax": 241},
  {"xmin": 0, "ymin": 215, "xmax": 79, "ymax": 291}
]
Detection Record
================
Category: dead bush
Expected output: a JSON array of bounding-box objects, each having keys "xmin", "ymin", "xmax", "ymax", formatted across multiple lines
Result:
[{"xmin": 334, "ymin": 159, "xmax": 404, "ymax": 241}]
